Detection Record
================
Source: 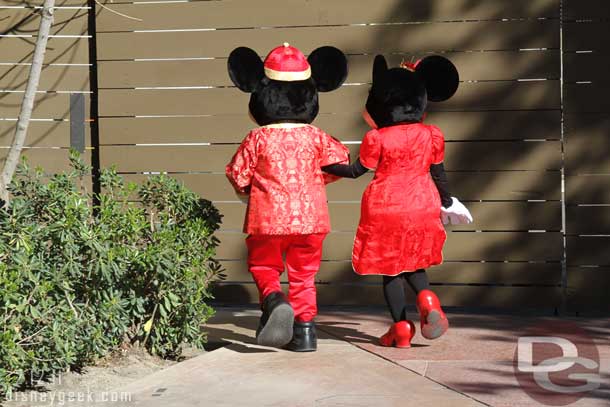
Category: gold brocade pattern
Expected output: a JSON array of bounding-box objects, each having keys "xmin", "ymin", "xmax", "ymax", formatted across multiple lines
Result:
[{"xmin": 226, "ymin": 125, "xmax": 349, "ymax": 235}]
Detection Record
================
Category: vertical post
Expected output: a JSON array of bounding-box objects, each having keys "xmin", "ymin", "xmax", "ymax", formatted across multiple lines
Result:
[
  {"xmin": 559, "ymin": 0, "xmax": 568, "ymax": 314},
  {"xmin": 87, "ymin": 0, "xmax": 101, "ymax": 206}
]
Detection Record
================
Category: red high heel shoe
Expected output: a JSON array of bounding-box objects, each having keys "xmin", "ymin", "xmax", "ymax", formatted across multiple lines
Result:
[
  {"xmin": 379, "ymin": 320, "xmax": 416, "ymax": 348},
  {"xmin": 416, "ymin": 289, "xmax": 449, "ymax": 340}
]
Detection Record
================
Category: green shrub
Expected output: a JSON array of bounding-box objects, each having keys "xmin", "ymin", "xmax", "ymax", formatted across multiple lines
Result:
[{"xmin": 0, "ymin": 152, "xmax": 223, "ymax": 397}]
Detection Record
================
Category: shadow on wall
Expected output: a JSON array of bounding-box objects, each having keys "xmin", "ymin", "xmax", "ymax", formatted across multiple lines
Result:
[
  {"xmin": 212, "ymin": 0, "xmax": 610, "ymax": 314},
  {"xmin": 312, "ymin": 0, "xmax": 608, "ymax": 314}
]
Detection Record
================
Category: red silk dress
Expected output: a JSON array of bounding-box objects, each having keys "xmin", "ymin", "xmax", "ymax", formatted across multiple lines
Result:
[
  {"xmin": 352, "ymin": 123, "xmax": 447, "ymax": 276},
  {"xmin": 226, "ymin": 124, "xmax": 349, "ymax": 235}
]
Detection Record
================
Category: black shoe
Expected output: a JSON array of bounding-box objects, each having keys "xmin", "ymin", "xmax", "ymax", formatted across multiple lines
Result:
[
  {"xmin": 285, "ymin": 321, "xmax": 317, "ymax": 352},
  {"xmin": 256, "ymin": 291, "xmax": 294, "ymax": 347}
]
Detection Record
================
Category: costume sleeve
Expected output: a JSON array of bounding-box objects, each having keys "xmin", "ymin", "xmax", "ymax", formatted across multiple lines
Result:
[
  {"xmin": 429, "ymin": 125, "xmax": 445, "ymax": 165},
  {"xmin": 430, "ymin": 163, "xmax": 453, "ymax": 208},
  {"xmin": 359, "ymin": 129, "xmax": 382, "ymax": 170},
  {"xmin": 319, "ymin": 130, "xmax": 350, "ymax": 184},
  {"xmin": 225, "ymin": 131, "xmax": 258, "ymax": 193}
]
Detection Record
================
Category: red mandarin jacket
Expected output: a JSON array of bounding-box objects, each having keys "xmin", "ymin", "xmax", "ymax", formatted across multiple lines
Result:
[{"xmin": 226, "ymin": 124, "xmax": 349, "ymax": 235}]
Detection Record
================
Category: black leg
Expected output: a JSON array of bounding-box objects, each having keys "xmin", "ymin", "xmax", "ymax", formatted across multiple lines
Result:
[
  {"xmin": 382, "ymin": 275, "xmax": 409, "ymax": 322},
  {"xmin": 404, "ymin": 269, "xmax": 430, "ymax": 294}
]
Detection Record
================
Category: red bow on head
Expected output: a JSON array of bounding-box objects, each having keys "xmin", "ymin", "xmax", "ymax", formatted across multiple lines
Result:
[{"xmin": 399, "ymin": 60, "xmax": 421, "ymax": 72}]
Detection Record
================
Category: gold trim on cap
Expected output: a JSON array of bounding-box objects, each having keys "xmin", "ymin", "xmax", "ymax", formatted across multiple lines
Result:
[{"xmin": 264, "ymin": 66, "xmax": 311, "ymax": 81}]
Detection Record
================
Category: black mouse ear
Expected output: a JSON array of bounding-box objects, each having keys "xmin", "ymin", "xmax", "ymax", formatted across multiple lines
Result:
[
  {"xmin": 415, "ymin": 55, "xmax": 459, "ymax": 102},
  {"xmin": 228, "ymin": 47, "xmax": 264, "ymax": 93},
  {"xmin": 372, "ymin": 55, "xmax": 388, "ymax": 84},
  {"xmin": 308, "ymin": 46, "xmax": 348, "ymax": 92}
]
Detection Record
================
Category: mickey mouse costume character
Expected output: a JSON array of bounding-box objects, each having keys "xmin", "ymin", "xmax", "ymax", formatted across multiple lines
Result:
[
  {"xmin": 323, "ymin": 55, "xmax": 473, "ymax": 347},
  {"xmin": 225, "ymin": 43, "xmax": 349, "ymax": 352}
]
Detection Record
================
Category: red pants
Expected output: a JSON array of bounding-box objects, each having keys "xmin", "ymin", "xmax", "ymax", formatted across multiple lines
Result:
[{"xmin": 246, "ymin": 233, "xmax": 326, "ymax": 322}]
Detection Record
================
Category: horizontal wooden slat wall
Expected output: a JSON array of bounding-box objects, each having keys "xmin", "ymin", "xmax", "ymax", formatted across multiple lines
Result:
[
  {"xmin": 95, "ymin": 0, "xmax": 565, "ymax": 310},
  {"xmin": 563, "ymin": 0, "xmax": 610, "ymax": 312},
  {"xmin": 0, "ymin": 0, "xmax": 91, "ymax": 174}
]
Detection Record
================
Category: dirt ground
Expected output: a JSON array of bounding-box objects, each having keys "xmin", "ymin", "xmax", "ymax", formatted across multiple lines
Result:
[{"xmin": 2, "ymin": 345, "xmax": 205, "ymax": 407}]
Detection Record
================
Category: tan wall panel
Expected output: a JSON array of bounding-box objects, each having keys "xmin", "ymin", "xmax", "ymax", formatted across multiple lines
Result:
[
  {"xmin": 566, "ymin": 175, "xmax": 610, "ymax": 204},
  {"xmin": 98, "ymin": 111, "xmax": 561, "ymax": 145},
  {"xmin": 566, "ymin": 268, "xmax": 610, "ymax": 312},
  {"xmin": 211, "ymin": 281, "xmax": 562, "ymax": 309},
  {"xmin": 98, "ymin": 81, "xmax": 560, "ymax": 116},
  {"xmin": 0, "ymin": 37, "xmax": 89, "ymax": 64},
  {"xmin": 96, "ymin": 0, "xmax": 558, "ymax": 32},
  {"xmin": 100, "ymin": 141, "xmax": 561, "ymax": 173},
  {"xmin": 216, "ymin": 231, "xmax": 563, "ymax": 262},
  {"xmin": 564, "ymin": 52, "xmax": 610, "ymax": 82},
  {"xmin": 0, "ymin": 7, "xmax": 88, "ymax": 36},
  {"xmin": 566, "ymin": 205, "xmax": 610, "ymax": 235},
  {"xmin": 566, "ymin": 236, "xmax": 610, "ymax": 266},
  {"xmin": 0, "ymin": 121, "xmax": 90, "ymax": 147},
  {"xmin": 3, "ymin": 0, "xmax": 88, "ymax": 5},
  {"xmin": 563, "ymin": 22, "xmax": 609, "ymax": 51},
  {"xmin": 117, "ymin": 170, "xmax": 561, "ymax": 203},
  {"xmin": 98, "ymin": 50, "xmax": 559, "ymax": 89},
  {"xmin": 0, "ymin": 92, "xmax": 73, "ymax": 118},
  {"xmin": 97, "ymin": 20, "xmax": 559, "ymax": 60},
  {"xmin": 563, "ymin": 0, "xmax": 610, "ymax": 20},
  {"xmin": 220, "ymin": 260, "xmax": 561, "ymax": 285},
  {"xmin": 564, "ymin": 113, "xmax": 610, "ymax": 173},
  {"xmin": 0, "ymin": 147, "xmax": 92, "ymax": 173},
  {"xmin": 216, "ymin": 201, "xmax": 562, "ymax": 232},
  {"xmin": 0, "ymin": 64, "xmax": 89, "ymax": 91}
]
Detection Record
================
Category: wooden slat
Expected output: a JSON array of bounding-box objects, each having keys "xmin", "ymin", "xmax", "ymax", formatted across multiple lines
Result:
[
  {"xmin": 98, "ymin": 81, "xmax": 560, "ymax": 116},
  {"xmin": 100, "ymin": 141, "xmax": 561, "ymax": 172},
  {"xmin": 0, "ymin": 7, "xmax": 88, "ymax": 36},
  {"xmin": 96, "ymin": 0, "xmax": 559, "ymax": 32},
  {"xmin": 563, "ymin": 0, "xmax": 610, "ymax": 20},
  {"xmin": 0, "ymin": 64, "xmax": 89, "ymax": 91},
  {"xmin": 0, "ymin": 37, "xmax": 89, "ymax": 64},
  {"xmin": 97, "ymin": 110, "xmax": 561, "ymax": 145},
  {"xmin": 564, "ymin": 113, "xmax": 610, "ymax": 173},
  {"xmin": 2, "ymin": 0, "xmax": 88, "ymax": 5},
  {"xmin": 98, "ymin": 50, "xmax": 559, "ymax": 89},
  {"xmin": 0, "ymin": 92, "xmax": 73, "ymax": 118},
  {"xmin": 0, "ymin": 120, "xmax": 90, "ymax": 147},
  {"xmin": 563, "ymin": 22, "xmax": 610, "ymax": 52},
  {"xmin": 566, "ymin": 175, "xmax": 610, "ymax": 204},
  {"xmin": 118, "ymin": 170, "xmax": 561, "ymax": 202},
  {"xmin": 566, "ymin": 205, "xmax": 610, "ymax": 235},
  {"xmin": 216, "ymin": 231, "xmax": 563, "ymax": 262},
  {"xmin": 97, "ymin": 20, "xmax": 560, "ymax": 60},
  {"xmin": 567, "ymin": 236, "xmax": 610, "ymax": 266},
  {"xmin": 216, "ymin": 201, "xmax": 562, "ymax": 232},
  {"xmin": 0, "ymin": 147, "xmax": 92, "ymax": 173},
  {"xmin": 566, "ymin": 268, "xmax": 610, "ymax": 312},
  {"xmin": 220, "ymin": 260, "xmax": 561, "ymax": 286},
  {"xmin": 564, "ymin": 83, "xmax": 610, "ymax": 113},
  {"xmin": 564, "ymin": 52, "xmax": 610, "ymax": 82},
  {"xmin": 211, "ymin": 282, "xmax": 562, "ymax": 309}
]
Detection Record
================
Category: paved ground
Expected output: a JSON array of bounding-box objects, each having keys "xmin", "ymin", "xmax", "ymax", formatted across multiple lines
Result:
[{"xmin": 62, "ymin": 308, "xmax": 610, "ymax": 406}]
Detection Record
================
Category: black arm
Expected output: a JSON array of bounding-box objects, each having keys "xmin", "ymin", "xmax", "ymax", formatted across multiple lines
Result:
[
  {"xmin": 430, "ymin": 163, "xmax": 453, "ymax": 208},
  {"xmin": 322, "ymin": 158, "xmax": 369, "ymax": 179}
]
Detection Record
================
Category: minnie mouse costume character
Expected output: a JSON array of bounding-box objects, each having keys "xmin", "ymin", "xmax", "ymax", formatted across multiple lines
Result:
[
  {"xmin": 225, "ymin": 43, "xmax": 349, "ymax": 352},
  {"xmin": 323, "ymin": 55, "xmax": 473, "ymax": 347}
]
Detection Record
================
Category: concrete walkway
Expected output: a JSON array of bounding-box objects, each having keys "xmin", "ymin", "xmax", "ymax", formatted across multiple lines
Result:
[{"xmin": 98, "ymin": 308, "xmax": 609, "ymax": 407}]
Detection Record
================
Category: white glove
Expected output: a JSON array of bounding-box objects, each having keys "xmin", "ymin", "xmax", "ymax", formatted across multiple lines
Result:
[{"xmin": 441, "ymin": 197, "xmax": 473, "ymax": 225}]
